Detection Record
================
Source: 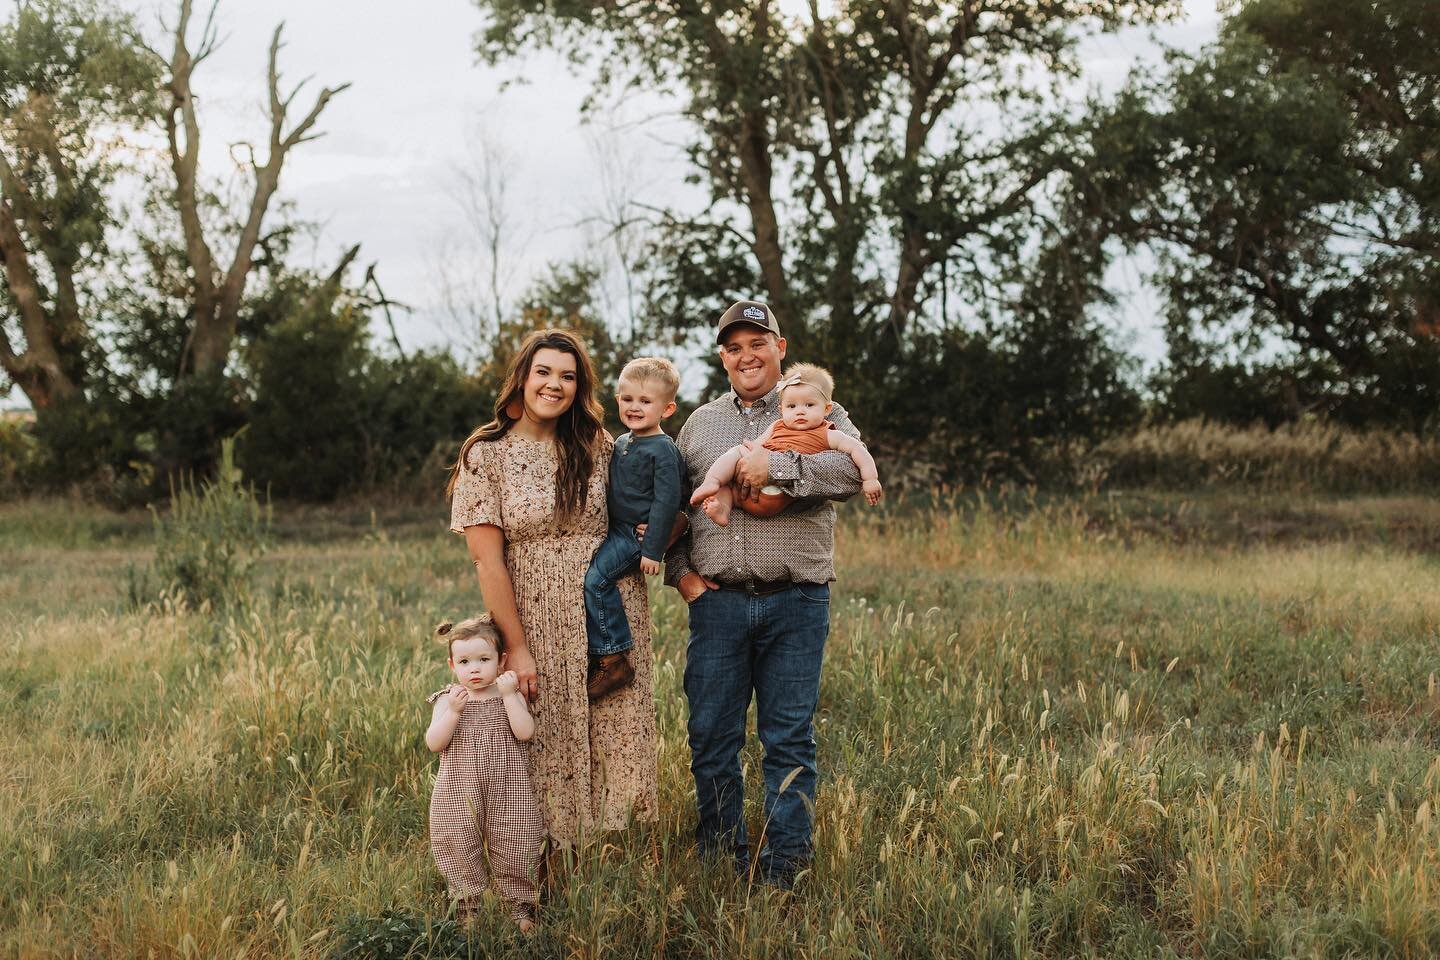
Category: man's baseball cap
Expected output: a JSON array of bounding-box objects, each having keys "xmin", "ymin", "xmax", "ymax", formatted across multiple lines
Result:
[{"xmin": 715, "ymin": 300, "xmax": 781, "ymax": 342}]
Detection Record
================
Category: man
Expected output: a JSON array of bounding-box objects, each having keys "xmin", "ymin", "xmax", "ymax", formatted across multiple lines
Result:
[{"xmin": 664, "ymin": 299, "xmax": 863, "ymax": 886}]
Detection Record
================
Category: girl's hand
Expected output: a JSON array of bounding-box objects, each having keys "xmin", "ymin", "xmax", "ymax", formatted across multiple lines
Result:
[
  {"xmin": 495, "ymin": 671, "xmax": 519, "ymax": 696},
  {"xmin": 507, "ymin": 646, "xmax": 540, "ymax": 703},
  {"xmin": 446, "ymin": 685, "xmax": 470, "ymax": 713},
  {"xmin": 863, "ymin": 478, "xmax": 883, "ymax": 505},
  {"xmin": 640, "ymin": 556, "xmax": 661, "ymax": 576}
]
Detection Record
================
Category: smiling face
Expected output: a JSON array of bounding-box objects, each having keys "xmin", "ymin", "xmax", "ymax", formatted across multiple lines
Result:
[
  {"xmin": 522, "ymin": 347, "xmax": 578, "ymax": 424},
  {"xmin": 718, "ymin": 325, "xmax": 786, "ymax": 402},
  {"xmin": 780, "ymin": 383, "xmax": 832, "ymax": 430},
  {"xmin": 616, "ymin": 376, "xmax": 677, "ymax": 435},
  {"xmin": 448, "ymin": 634, "xmax": 503, "ymax": 690}
]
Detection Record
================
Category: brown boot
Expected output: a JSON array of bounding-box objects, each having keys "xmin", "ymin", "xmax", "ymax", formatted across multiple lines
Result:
[{"xmin": 587, "ymin": 652, "xmax": 634, "ymax": 701}]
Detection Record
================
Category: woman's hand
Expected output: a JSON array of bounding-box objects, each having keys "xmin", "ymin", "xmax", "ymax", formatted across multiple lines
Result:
[
  {"xmin": 506, "ymin": 645, "xmax": 540, "ymax": 703},
  {"xmin": 640, "ymin": 556, "xmax": 661, "ymax": 576}
]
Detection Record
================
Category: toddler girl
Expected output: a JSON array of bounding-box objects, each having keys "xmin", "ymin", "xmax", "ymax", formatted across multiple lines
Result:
[
  {"xmin": 425, "ymin": 615, "xmax": 545, "ymax": 933},
  {"xmin": 689, "ymin": 362, "xmax": 882, "ymax": 525}
]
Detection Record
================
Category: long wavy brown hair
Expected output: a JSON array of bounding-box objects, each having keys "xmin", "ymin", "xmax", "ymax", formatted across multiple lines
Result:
[{"xmin": 446, "ymin": 329, "xmax": 605, "ymax": 520}]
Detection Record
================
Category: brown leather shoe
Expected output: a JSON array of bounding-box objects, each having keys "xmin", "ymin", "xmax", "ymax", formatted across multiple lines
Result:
[{"xmin": 587, "ymin": 652, "xmax": 634, "ymax": 701}]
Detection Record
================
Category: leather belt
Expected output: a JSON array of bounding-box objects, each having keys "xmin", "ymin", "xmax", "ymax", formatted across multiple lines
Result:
[{"xmin": 716, "ymin": 577, "xmax": 802, "ymax": 596}]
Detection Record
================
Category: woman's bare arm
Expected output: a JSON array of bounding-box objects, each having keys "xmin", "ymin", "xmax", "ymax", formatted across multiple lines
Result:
[{"xmin": 464, "ymin": 524, "xmax": 540, "ymax": 702}]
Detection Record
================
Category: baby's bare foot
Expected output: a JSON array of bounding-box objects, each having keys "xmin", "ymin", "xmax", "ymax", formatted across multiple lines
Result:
[
  {"xmin": 703, "ymin": 496, "xmax": 732, "ymax": 526},
  {"xmin": 690, "ymin": 480, "xmax": 721, "ymax": 506}
]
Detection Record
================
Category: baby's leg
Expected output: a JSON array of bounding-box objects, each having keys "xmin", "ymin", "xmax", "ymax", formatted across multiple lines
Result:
[
  {"xmin": 702, "ymin": 484, "xmax": 735, "ymax": 526},
  {"xmin": 484, "ymin": 772, "xmax": 547, "ymax": 927},
  {"xmin": 690, "ymin": 444, "xmax": 746, "ymax": 505},
  {"xmin": 430, "ymin": 789, "xmax": 489, "ymax": 906}
]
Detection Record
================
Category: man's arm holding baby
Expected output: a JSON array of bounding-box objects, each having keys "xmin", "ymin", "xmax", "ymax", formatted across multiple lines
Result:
[{"xmin": 735, "ymin": 402, "xmax": 864, "ymax": 502}]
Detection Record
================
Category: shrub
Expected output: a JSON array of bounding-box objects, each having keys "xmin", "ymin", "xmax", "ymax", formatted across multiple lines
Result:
[
  {"xmin": 149, "ymin": 436, "xmax": 270, "ymax": 609},
  {"xmin": 0, "ymin": 415, "xmax": 41, "ymax": 498},
  {"xmin": 240, "ymin": 282, "xmax": 489, "ymax": 501}
]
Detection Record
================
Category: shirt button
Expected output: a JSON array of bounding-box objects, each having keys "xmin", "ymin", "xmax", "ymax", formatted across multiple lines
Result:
[{"xmin": 733, "ymin": 535, "xmax": 740, "ymax": 541}]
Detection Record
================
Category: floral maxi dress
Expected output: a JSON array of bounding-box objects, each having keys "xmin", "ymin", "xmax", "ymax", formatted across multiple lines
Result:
[{"xmin": 449, "ymin": 432, "xmax": 659, "ymax": 845}]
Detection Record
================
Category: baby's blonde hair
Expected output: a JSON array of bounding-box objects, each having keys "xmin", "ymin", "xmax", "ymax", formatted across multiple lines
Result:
[
  {"xmin": 618, "ymin": 356, "xmax": 680, "ymax": 400},
  {"xmin": 435, "ymin": 615, "xmax": 502, "ymax": 659},
  {"xmin": 778, "ymin": 363, "xmax": 834, "ymax": 404}
]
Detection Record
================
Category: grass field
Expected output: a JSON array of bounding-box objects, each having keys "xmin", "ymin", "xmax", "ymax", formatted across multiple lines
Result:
[{"xmin": 2, "ymin": 490, "xmax": 1438, "ymax": 959}]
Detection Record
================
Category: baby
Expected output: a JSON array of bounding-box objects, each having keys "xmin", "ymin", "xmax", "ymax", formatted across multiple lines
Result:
[
  {"xmin": 583, "ymin": 357, "xmax": 686, "ymax": 701},
  {"xmin": 425, "ymin": 615, "xmax": 545, "ymax": 933},
  {"xmin": 690, "ymin": 362, "xmax": 882, "ymax": 525}
]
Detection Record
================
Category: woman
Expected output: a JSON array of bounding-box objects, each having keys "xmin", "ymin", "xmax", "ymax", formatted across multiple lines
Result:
[{"xmin": 446, "ymin": 329, "xmax": 658, "ymax": 847}]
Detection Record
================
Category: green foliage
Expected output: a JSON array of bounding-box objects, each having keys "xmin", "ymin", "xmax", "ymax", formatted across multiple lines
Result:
[
  {"xmin": 150, "ymin": 435, "xmax": 270, "ymax": 609},
  {"xmin": 330, "ymin": 911, "xmax": 473, "ymax": 960},
  {"xmin": 0, "ymin": 0, "xmax": 161, "ymax": 403},
  {"xmin": 0, "ymin": 415, "xmax": 41, "ymax": 497},
  {"xmin": 241, "ymin": 272, "xmax": 489, "ymax": 501},
  {"xmin": 473, "ymin": 0, "xmax": 1177, "ymax": 478},
  {"xmin": 1069, "ymin": 0, "xmax": 1440, "ymax": 428}
]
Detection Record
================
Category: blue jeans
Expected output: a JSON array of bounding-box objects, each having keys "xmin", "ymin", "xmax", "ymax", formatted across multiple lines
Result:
[
  {"xmin": 683, "ymin": 582, "xmax": 830, "ymax": 880},
  {"xmin": 584, "ymin": 526, "xmax": 638, "ymax": 656}
]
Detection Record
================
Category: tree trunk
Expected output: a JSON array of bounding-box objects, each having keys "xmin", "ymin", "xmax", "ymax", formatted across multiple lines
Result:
[{"xmin": 0, "ymin": 198, "xmax": 79, "ymax": 408}]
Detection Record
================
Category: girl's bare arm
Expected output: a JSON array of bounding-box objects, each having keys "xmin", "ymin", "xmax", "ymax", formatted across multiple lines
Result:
[
  {"xmin": 425, "ymin": 694, "xmax": 463, "ymax": 753},
  {"xmin": 502, "ymin": 691, "xmax": 535, "ymax": 742},
  {"xmin": 827, "ymin": 431, "xmax": 879, "ymax": 481}
]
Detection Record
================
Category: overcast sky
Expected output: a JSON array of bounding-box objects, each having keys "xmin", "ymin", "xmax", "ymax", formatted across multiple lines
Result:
[{"xmin": 5, "ymin": 1, "xmax": 1224, "ymax": 408}]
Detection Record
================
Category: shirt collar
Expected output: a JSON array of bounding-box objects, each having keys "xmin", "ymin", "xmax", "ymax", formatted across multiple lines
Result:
[{"xmin": 729, "ymin": 383, "xmax": 780, "ymax": 413}]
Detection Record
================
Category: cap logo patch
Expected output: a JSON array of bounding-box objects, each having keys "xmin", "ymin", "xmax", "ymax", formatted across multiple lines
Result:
[{"xmin": 743, "ymin": 306, "xmax": 765, "ymax": 321}]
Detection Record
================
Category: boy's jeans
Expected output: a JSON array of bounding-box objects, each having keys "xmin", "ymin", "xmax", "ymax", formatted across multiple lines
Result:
[
  {"xmin": 584, "ymin": 526, "xmax": 638, "ymax": 656},
  {"xmin": 682, "ymin": 582, "xmax": 829, "ymax": 881}
]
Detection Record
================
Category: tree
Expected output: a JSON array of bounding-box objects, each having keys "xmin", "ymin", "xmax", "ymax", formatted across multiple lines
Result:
[
  {"xmin": 159, "ymin": 0, "xmax": 350, "ymax": 379},
  {"xmin": 1071, "ymin": 0, "xmax": 1439, "ymax": 426},
  {"xmin": 0, "ymin": 0, "xmax": 156, "ymax": 409},
  {"xmin": 472, "ymin": 0, "xmax": 1178, "ymax": 456}
]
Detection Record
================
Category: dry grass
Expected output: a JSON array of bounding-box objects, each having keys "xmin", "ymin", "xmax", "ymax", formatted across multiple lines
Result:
[
  {"xmin": 1089, "ymin": 419, "xmax": 1440, "ymax": 493},
  {"xmin": 2, "ymin": 492, "xmax": 1438, "ymax": 959}
]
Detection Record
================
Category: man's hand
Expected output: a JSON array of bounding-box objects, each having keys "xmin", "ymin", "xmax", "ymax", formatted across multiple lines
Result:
[
  {"xmin": 734, "ymin": 442, "xmax": 771, "ymax": 502},
  {"xmin": 640, "ymin": 556, "xmax": 661, "ymax": 576},
  {"xmin": 677, "ymin": 571, "xmax": 719, "ymax": 603},
  {"xmin": 445, "ymin": 685, "xmax": 469, "ymax": 713}
]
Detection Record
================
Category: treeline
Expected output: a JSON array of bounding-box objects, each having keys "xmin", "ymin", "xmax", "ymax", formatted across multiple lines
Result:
[{"xmin": 1, "ymin": 0, "xmax": 1435, "ymax": 503}]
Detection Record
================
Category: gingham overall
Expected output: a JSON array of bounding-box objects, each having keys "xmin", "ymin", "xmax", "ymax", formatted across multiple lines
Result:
[{"xmin": 427, "ymin": 686, "xmax": 545, "ymax": 919}]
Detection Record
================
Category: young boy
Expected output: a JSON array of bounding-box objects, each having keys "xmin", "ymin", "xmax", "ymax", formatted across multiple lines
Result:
[{"xmin": 584, "ymin": 357, "xmax": 686, "ymax": 701}]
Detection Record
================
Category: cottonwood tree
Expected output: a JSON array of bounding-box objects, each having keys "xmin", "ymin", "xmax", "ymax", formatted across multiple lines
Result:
[
  {"xmin": 0, "ymin": 0, "xmax": 156, "ymax": 409},
  {"xmin": 1070, "ymin": 0, "xmax": 1439, "ymax": 426},
  {"xmin": 160, "ymin": 0, "xmax": 350, "ymax": 378},
  {"xmin": 471, "ymin": 0, "xmax": 1178, "ymax": 425}
]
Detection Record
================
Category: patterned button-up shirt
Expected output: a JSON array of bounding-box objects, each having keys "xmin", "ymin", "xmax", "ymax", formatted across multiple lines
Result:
[{"xmin": 663, "ymin": 383, "xmax": 863, "ymax": 587}]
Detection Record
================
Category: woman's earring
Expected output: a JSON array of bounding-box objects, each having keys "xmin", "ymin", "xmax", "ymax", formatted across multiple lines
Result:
[{"xmin": 505, "ymin": 398, "xmax": 524, "ymax": 420}]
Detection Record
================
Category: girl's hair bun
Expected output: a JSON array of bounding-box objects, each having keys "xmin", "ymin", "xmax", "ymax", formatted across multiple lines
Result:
[{"xmin": 435, "ymin": 621, "xmax": 454, "ymax": 639}]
